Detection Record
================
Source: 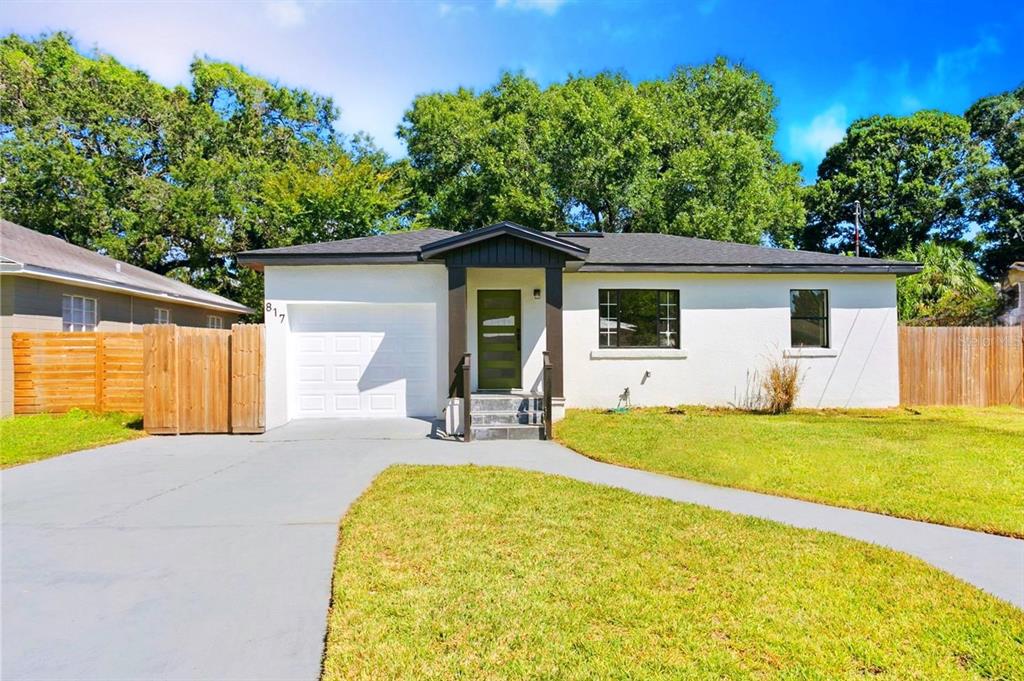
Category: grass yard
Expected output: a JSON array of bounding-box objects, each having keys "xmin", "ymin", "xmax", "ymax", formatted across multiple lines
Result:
[
  {"xmin": 0, "ymin": 409, "xmax": 144, "ymax": 468},
  {"xmin": 556, "ymin": 406, "xmax": 1024, "ymax": 538},
  {"xmin": 323, "ymin": 466, "xmax": 1024, "ymax": 680}
]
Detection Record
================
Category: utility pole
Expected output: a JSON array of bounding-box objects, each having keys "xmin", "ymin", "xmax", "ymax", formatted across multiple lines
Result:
[{"xmin": 853, "ymin": 200, "xmax": 861, "ymax": 258}]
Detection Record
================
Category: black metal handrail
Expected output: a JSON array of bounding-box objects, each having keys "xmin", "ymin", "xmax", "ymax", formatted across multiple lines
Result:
[
  {"xmin": 542, "ymin": 351, "xmax": 552, "ymax": 440},
  {"xmin": 461, "ymin": 353, "xmax": 472, "ymax": 442}
]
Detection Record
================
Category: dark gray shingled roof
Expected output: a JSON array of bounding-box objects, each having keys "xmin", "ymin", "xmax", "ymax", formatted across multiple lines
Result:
[
  {"xmin": 556, "ymin": 232, "xmax": 919, "ymax": 272},
  {"xmin": 237, "ymin": 223, "xmax": 920, "ymax": 275},
  {"xmin": 240, "ymin": 229, "xmax": 459, "ymax": 259},
  {"xmin": 0, "ymin": 220, "xmax": 252, "ymax": 313}
]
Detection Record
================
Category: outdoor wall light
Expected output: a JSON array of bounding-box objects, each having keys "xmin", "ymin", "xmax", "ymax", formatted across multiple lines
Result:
[{"xmin": 533, "ymin": 288, "xmax": 542, "ymax": 300}]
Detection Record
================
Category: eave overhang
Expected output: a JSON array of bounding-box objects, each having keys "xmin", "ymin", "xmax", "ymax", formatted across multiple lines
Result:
[
  {"xmin": 236, "ymin": 252, "xmax": 422, "ymax": 271},
  {"xmin": 0, "ymin": 262, "xmax": 253, "ymax": 314},
  {"xmin": 577, "ymin": 263, "xmax": 923, "ymax": 275}
]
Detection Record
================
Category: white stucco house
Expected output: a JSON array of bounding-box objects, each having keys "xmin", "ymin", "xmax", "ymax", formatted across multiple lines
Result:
[{"xmin": 238, "ymin": 222, "xmax": 920, "ymax": 439}]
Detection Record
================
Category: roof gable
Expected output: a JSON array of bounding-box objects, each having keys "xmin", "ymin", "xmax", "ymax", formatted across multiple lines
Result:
[{"xmin": 419, "ymin": 222, "xmax": 588, "ymax": 261}]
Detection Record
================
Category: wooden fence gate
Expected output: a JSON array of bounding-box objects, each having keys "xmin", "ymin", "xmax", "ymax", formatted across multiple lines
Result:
[
  {"xmin": 899, "ymin": 326, "xmax": 1023, "ymax": 407},
  {"xmin": 143, "ymin": 324, "xmax": 265, "ymax": 434}
]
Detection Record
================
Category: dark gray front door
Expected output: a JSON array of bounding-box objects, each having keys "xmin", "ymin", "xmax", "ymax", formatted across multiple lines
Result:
[{"xmin": 477, "ymin": 290, "xmax": 521, "ymax": 390}]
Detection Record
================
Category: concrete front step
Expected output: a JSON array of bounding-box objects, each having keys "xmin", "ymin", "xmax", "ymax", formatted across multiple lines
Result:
[
  {"xmin": 472, "ymin": 411, "xmax": 543, "ymax": 425},
  {"xmin": 473, "ymin": 424, "xmax": 544, "ymax": 441},
  {"xmin": 470, "ymin": 393, "xmax": 543, "ymax": 412},
  {"xmin": 468, "ymin": 393, "xmax": 546, "ymax": 439}
]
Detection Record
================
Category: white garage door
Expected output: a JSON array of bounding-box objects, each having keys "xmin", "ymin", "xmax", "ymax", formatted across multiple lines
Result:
[{"xmin": 288, "ymin": 304, "xmax": 437, "ymax": 418}]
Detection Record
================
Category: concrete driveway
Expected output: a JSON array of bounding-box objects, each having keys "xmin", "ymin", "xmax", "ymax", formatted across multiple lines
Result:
[{"xmin": 3, "ymin": 419, "xmax": 1023, "ymax": 680}]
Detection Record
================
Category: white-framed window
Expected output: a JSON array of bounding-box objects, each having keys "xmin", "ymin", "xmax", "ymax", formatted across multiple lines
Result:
[
  {"xmin": 154, "ymin": 307, "xmax": 171, "ymax": 324},
  {"xmin": 62, "ymin": 295, "xmax": 97, "ymax": 332},
  {"xmin": 598, "ymin": 289, "xmax": 680, "ymax": 349},
  {"xmin": 207, "ymin": 315, "xmax": 223, "ymax": 329}
]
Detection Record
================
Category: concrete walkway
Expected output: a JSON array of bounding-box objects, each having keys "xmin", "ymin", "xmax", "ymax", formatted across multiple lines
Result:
[{"xmin": 3, "ymin": 418, "xmax": 1022, "ymax": 680}]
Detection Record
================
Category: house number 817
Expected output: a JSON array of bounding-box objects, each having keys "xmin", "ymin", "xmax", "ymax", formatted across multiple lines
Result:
[{"xmin": 265, "ymin": 302, "xmax": 286, "ymax": 323}]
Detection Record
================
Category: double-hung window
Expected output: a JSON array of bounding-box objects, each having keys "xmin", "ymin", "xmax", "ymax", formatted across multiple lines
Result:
[
  {"xmin": 62, "ymin": 295, "xmax": 97, "ymax": 332},
  {"xmin": 790, "ymin": 289, "xmax": 829, "ymax": 348},
  {"xmin": 599, "ymin": 289, "xmax": 680, "ymax": 348},
  {"xmin": 154, "ymin": 307, "xmax": 171, "ymax": 324},
  {"xmin": 207, "ymin": 315, "xmax": 223, "ymax": 329}
]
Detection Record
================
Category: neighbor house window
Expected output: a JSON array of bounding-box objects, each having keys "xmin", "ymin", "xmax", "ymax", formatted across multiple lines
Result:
[
  {"xmin": 599, "ymin": 290, "xmax": 679, "ymax": 348},
  {"xmin": 207, "ymin": 315, "xmax": 223, "ymax": 329},
  {"xmin": 154, "ymin": 307, "xmax": 171, "ymax": 324},
  {"xmin": 62, "ymin": 295, "xmax": 97, "ymax": 332},
  {"xmin": 790, "ymin": 289, "xmax": 829, "ymax": 348}
]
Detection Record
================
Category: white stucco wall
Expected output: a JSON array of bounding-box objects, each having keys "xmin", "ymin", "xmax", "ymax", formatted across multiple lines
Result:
[
  {"xmin": 562, "ymin": 272, "xmax": 900, "ymax": 409},
  {"xmin": 262, "ymin": 264, "xmax": 449, "ymax": 429},
  {"xmin": 261, "ymin": 265, "xmax": 900, "ymax": 427}
]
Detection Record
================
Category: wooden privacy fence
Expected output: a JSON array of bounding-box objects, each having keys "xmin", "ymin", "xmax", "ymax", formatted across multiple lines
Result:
[
  {"xmin": 12, "ymin": 332, "xmax": 144, "ymax": 414},
  {"xmin": 143, "ymin": 324, "xmax": 265, "ymax": 434},
  {"xmin": 899, "ymin": 326, "xmax": 1023, "ymax": 407}
]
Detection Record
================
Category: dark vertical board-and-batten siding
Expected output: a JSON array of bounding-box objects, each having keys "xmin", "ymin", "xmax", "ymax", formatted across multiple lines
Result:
[{"xmin": 443, "ymin": 235, "xmax": 569, "ymax": 268}]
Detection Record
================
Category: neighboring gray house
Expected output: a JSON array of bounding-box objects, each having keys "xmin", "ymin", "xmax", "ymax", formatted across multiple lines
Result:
[
  {"xmin": 998, "ymin": 262, "xmax": 1023, "ymax": 326},
  {"xmin": 0, "ymin": 220, "xmax": 251, "ymax": 416}
]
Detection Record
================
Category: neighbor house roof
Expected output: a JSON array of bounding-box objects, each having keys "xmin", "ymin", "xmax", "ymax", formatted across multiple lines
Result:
[
  {"xmin": 237, "ymin": 222, "xmax": 921, "ymax": 275},
  {"xmin": 0, "ymin": 220, "xmax": 252, "ymax": 313},
  {"xmin": 1007, "ymin": 262, "xmax": 1024, "ymax": 286}
]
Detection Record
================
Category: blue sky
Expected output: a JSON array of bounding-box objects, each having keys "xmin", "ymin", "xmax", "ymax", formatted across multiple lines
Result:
[{"xmin": 4, "ymin": 0, "xmax": 1022, "ymax": 180}]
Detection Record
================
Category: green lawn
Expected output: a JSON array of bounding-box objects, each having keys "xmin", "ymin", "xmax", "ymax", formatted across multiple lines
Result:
[
  {"xmin": 0, "ymin": 409, "xmax": 144, "ymax": 468},
  {"xmin": 556, "ymin": 406, "xmax": 1024, "ymax": 538},
  {"xmin": 324, "ymin": 466, "xmax": 1024, "ymax": 680}
]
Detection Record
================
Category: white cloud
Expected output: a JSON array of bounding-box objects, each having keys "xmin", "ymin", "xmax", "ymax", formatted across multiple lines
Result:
[
  {"xmin": 264, "ymin": 0, "xmax": 306, "ymax": 28},
  {"xmin": 787, "ymin": 104, "xmax": 848, "ymax": 170},
  {"xmin": 495, "ymin": 0, "xmax": 569, "ymax": 15},
  {"xmin": 782, "ymin": 36, "xmax": 1002, "ymax": 178},
  {"xmin": 931, "ymin": 37, "xmax": 1000, "ymax": 88},
  {"xmin": 922, "ymin": 36, "xmax": 1000, "ymax": 105},
  {"xmin": 439, "ymin": 2, "xmax": 477, "ymax": 17}
]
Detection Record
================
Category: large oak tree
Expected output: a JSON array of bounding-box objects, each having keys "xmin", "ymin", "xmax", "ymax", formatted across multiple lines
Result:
[
  {"xmin": 800, "ymin": 111, "xmax": 988, "ymax": 257},
  {"xmin": 966, "ymin": 84, "xmax": 1024, "ymax": 280},
  {"xmin": 399, "ymin": 58, "xmax": 805, "ymax": 244},
  {"xmin": 0, "ymin": 33, "xmax": 407, "ymax": 312}
]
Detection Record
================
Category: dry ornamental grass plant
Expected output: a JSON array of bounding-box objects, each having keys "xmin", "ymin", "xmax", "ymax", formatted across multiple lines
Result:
[
  {"xmin": 761, "ymin": 355, "xmax": 802, "ymax": 414},
  {"xmin": 732, "ymin": 352, "xmax": 803, "ymax": 413}
]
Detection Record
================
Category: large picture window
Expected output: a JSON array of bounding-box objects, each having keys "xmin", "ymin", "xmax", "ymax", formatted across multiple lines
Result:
[
  {"xmin": 599, "ymin": 289, "xmax": 679, "ymax": 348},
  {"xmin": 62, "ymin": 294, "xmax": 97, "ymax": 332},
  {"xmin": 790, "ymin": 289, "xmax": 829, "ymax": 348}
]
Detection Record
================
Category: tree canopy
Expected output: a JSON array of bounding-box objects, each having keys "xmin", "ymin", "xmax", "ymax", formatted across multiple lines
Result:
[
  {"xmin": 3, "ymin": 31, "xmax": 1020, "ymax": 327},
  {"xmin": 400, "ymin": 58, "xmax": 805, "ymax": 245},
  {"xmin": 965, "ymin": 83, "xmax": 1024, "ymax": 280},
  {"xmin": 0, "ymin": 33, "xmax": 406, "ymax": 312},
  {"xmin": 800, "ymin": 111, "xmax": 988, "ymax": 258}
]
